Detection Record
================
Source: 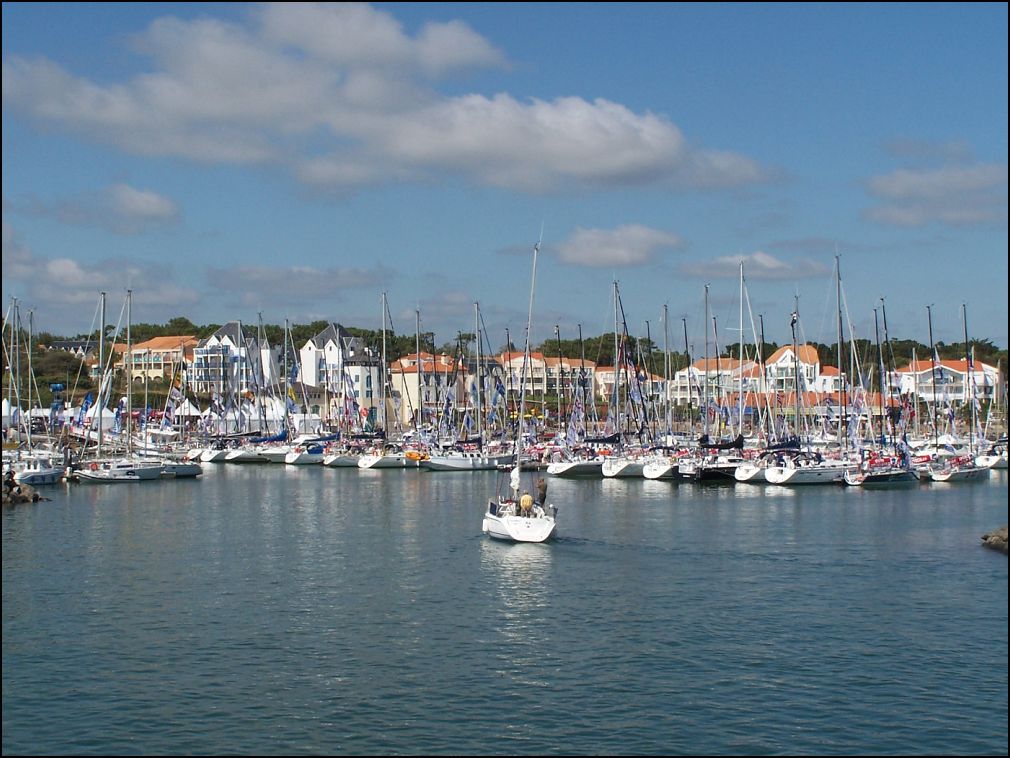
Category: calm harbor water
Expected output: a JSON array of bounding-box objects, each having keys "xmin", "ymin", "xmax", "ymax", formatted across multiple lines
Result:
[{"xmin": 3, "ymin": 466, "xmax": 1007, "ymax": 755}]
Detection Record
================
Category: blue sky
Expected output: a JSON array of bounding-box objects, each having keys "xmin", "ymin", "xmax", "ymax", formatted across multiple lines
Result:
[{"xmin": 3, "ymin": 2, "xmax": 1007, "ymax": 354}]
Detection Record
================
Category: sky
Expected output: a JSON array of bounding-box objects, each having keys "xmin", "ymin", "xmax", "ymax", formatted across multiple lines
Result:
[{"xmin": 3, "ymin": 2, "xmax": 1007, "ymax": 356}]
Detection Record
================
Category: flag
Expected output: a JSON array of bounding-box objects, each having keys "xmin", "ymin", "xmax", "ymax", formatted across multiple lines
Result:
[{"xmin": 78, "ymin": 393, "xmax": 93, "ymax": 426}]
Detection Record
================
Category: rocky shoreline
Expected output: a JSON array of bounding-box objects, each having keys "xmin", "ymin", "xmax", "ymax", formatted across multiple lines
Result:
[
  {"xmin": 2, "ymin": 482, "xmax": 46, "ymax": 506},
  {"xmin": 981, "ymin": 526, "xmax": 1008, "ymax": 555}
]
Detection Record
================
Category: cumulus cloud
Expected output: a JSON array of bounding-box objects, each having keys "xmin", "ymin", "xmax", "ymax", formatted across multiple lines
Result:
[
  {"xmin": 206, "ymin": 263, "xmax": 396, "ymax": 307},
  {"xmin": 15, "ymin": 183, "xmax": 179, "ymax": 235},
  {"xmin": 3, "ymin": 3, "xmax": 770, "ymax": 193},
  {"xmin": 2, "ymin": 221, "xmax": 200, "ymax": 330},
  {"xmin": 554, "ymin": 225, "xmax": 683, "ymax": 268},
  {"xmin": 680, "ymin": 250, "xmax": 829, "ymax": 280},
  {"xmin": 864, "ymin": 146, "xmax": 1007, "ymax": 227}
]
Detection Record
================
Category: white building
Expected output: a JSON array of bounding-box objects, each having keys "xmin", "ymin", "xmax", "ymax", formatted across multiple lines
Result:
[{"xmin": 190, "ymin": 322, "xmax": 278, "ymax": 396}]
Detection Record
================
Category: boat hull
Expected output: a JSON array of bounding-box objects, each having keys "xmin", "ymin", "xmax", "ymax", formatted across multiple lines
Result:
[{"xmin": 482, "ymin": 501, "xmax": 557, "ymax": 543}]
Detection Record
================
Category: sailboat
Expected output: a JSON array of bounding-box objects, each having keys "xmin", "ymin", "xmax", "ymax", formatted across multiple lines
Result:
[
  {"xmin": 4, "ymin": 299, "xmax": 66, "ymax": 486},
  {"xmin": 483, "ymin": 237, "xmax": 557, "ymax": 543},
  {"xmin": 73, "ymin": 291, "xmax": 164, "ymax": 483},
  {"xmin": 928, "ymin": 304, "xmax": 990, "ymax": 483}
]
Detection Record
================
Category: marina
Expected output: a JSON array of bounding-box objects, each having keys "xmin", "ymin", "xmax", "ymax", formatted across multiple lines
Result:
[{"xmin": 3, "ymin": 465, "xmax": 1007, "ymax": 755}]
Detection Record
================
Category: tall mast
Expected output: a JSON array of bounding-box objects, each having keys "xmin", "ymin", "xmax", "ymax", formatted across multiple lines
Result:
[
  {"xmin": 703, "ymin": 284, "xmax": 710, "ymax": 439},
  {"xmin": 738, "ymin": 261, "xmax": 745, "ymax": 439},
  {"xmin": 98, "ymin": 291, "xmax": 105, "ymax": 457},
  {"xmin": 555, "ymin": 324, "xmax": 563, "ymax": 437},
  {"xmin": 874, "ymin": 307, "xmax": 884, "ymax": 447},
  {"xmin": 962, "ymin": 303, "xmax": 974, "ymax": 456},
  {"xmin": 416, "ymin": 308, "xmax": 422, "ymax": 431},
  {"xmin": 835, "ymin": 255, "xmax": 847, "ymax": 450},
  {"xmin": 880, "ymin": 298, "xmax": 895, "ymax": 446},
  {"xmin": 475, "ymin": 302, "xmax": 483, "ymax": 443},
  {"xmin": 926, "ymin": 305, "xmax": 939, "ymax": 454},
  {"xmin": 578, "ymin": 323, "xmax": 588, "ymax": 438},
  {"xmin": 683, "ymin": 317, "xmax": 693, "ymax": 441},
  {"xmin": 26, "ymin": 308, "xmax": 33, "ymax": 450},
  {"xmin": 380, "ymin": 292, "xmax": 387, "ymax": 434},
  {"xmin": 712, "ymin": 314, "xmax": 722, "ymax": 439},
  {"xmin": 791, "ymin": 299, "xmax": 800, "ymax": 445},
  {"xmin": 126, "ymin": 289, "xmax": 132, "ymax": 451},
  {"xmin": 663, "ymin": 305, "xmax": 671, "ymax": 441}
]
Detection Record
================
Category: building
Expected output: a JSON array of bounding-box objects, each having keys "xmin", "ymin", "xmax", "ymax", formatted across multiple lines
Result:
[
  {"xmin": 117, "ymin": 335, "xmax": 198, "ymax": 385},
  {"xmin": 297, "ymin": 323, "xmax": 381, "ymax": 427},
  {"xmin": 190, "ymin": 322, "xmax": 278, "ymax": 396}
]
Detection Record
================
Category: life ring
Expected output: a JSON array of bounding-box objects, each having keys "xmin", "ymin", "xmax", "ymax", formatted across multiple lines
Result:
[{"xmin": 89, "ymin": 462, "xmax": 99, "ymax": 471}]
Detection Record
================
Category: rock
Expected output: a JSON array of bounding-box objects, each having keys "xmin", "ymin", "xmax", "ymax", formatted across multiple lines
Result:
[
  {"xmin": 981, "ymin": 526, "xmax": 1008, "ymax": 554},
  {"xmin": 1, "ymin": 481, "xmax": 43, "ymax": 506}
]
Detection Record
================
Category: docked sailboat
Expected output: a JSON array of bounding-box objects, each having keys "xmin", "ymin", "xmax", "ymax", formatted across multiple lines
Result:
[{"xmin": 483, "ymin": 237, "xmax": 557, "ymax": 543}]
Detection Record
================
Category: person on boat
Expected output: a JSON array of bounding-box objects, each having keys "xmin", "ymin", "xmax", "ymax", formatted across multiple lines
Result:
[
  {"xmin": 536, "ymin": 477, "xmax": 547, "ymax": 505},
  {"xmin": 520, "ymin": 490, "xmax": 534, "ymax": 516}
]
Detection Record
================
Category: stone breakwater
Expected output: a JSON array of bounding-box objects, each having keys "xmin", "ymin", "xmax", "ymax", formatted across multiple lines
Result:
[
  {"xmin": 981, "ymin": 526, "xmax": 1008, "ymax": 554},
  {"xmin": 2, "ymin": 482, "xmax": 44, "ymax": 506}
]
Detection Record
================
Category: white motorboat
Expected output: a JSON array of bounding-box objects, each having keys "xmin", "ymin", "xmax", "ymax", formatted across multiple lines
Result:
[
  {"xmin": 75, "ymin": 458, "xmax": 164, "ymax": 483},
  {"xmin": 11, "ymin": 451, "xmax": 66, "ymax": 486}
]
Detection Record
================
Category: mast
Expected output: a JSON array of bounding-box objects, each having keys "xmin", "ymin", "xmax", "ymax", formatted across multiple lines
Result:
[
  {"xmin": 98, "ymin": 291, "xmax": 106, "ymax": 457},
  {"xmin": 126, "ymin": 289, "xmax": 132, "ymax": 452},
  {"xmin": 511, "ymin": 237, "xmax": 540, "ymax": 495},
  {"xmin": 475, "ymin": 302, "xmax": 483, "ymax": 444},
  {"xmin": 758, "ymin": 314, "xmax": 768, "ymax": 441},
  {"xmin": 703, "ymin": 285, "xmax": 710, "ymax": 440},
  {"xmin": 880, "ymin": 298, "xmax": 896, "ymax": 447},
  {"xmin": 555, "ymin": 324, "xmax": 564, "ymax": 438},
  {"xmin": 683, "ymin": 317, "xmax": 693, "ymax": 441},
  {"xmin": 962, "ymin": 303, "xmax": 975, "ymax": 457},
  {"xmin": 738, "ymin": 261, "xmax": 745, "ymax": 440},
  {"xmin": 790, "ymin": 301, "xmax": 800, "ymax": 445},
  {"xmin": 874, "ymin": 307, "xmax": 885, "ymax": 447},
  {"xmin": 416, "ymin": 308, "xmax": 422, "ymax": 432},
  {"xmin": 835, "ymin": 255, "xmax": 847, "ymax": 450},
  {"xmin": 26, "ymin": 308, "xmax": 33, "ymax": 449},
  {"xmin": 926, "ymin": 305, "xmax": 939, "ymax": 455},
  {"xmin": 380, "ymin": 292, "xmax": 387, "ymax": 434},
  {"xmin": 578, "ymin": 323, "xmax": 589, "ymax": 439},
  {"xmin": 712, "ymin": 314, "xmax": 722, "ymax": 439},
  {"xmin": 662, "ymin": 305, "xmax": 671, "ymax": 441}
]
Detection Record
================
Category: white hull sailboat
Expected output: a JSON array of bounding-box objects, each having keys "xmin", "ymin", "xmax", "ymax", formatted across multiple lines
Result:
[
  {"xmin": 482, "ymin": 236, "xmax": 558, "ymax": 544},
  {"xmin": 483, "ymin": 498, "xmax": 557, "ymax": 543}
]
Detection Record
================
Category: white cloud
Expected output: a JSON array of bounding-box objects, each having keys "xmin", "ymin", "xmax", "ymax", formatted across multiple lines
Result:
[
  {"xmin": 555, "ymin": 225, "xmax": 683, "ymax": 268},
  {"xmin": 16, "ymin": 183, "xmax": 179, "ymax": 235},
  {"xmin": 206, "ymin": 263, "xmax": 395, "ymax": 308},
  {"xmin": 680, "ymin": 250, "xmax": 829, "ymax": 280},
  {"xmin": 1, "ymin": 222, "xmax": 200, "ymax": 331},
  {"xmin": 864, "ymin": 161, "xmax": 1008, "ymax": 227},
  {"xmin": 3, "ymin": 3, "xmax": 770, "ymax": 193}
]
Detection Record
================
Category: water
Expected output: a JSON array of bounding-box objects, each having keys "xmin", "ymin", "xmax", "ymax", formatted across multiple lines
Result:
[{"xmin": 3, "ymin": 466, "xmax": 1007, "ymax": 755}]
